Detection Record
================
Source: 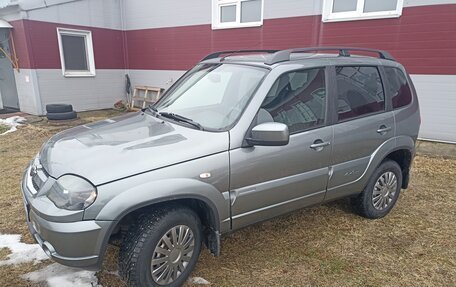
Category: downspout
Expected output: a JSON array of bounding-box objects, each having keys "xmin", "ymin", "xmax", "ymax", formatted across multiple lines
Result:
[{"xmin": 120, "ymin": 0, "xmax": 131, "ymax": 104}]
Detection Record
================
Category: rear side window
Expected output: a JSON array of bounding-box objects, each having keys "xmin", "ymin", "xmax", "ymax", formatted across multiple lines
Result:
[
  {"xmin": 261, "ymin": 68, "xmax": 326, "ymax": 134},
  {"xmin": 384, "ymin": 67, "xmax": 412, "ymax": 109},
  {"xmin": 336, "ymin": 66, "xmax": 385, "ymax": 122}
]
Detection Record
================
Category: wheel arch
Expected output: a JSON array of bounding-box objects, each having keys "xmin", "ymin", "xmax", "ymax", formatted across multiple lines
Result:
[
  {"xmin": 382, "ymin": 147, "xmax": 413, "ymax": 189},
  {"xmin": 93, "ymin": 178, "xmax": 230, "ymax": 269},
  {"xmin": 111, "ymin": 195, "xmax": 221, "ymax": 254}
]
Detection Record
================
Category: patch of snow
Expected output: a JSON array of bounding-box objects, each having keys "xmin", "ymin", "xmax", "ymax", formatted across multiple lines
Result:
[
  {"xmin": 22, "ymin": 263, "xmax": 101, "ymax": 287},
  {"xmin": 0, "ymin": 234, "xmax": 48, "ymax": 266},
  {"xmin": 0, "ymin": 116, "xmax": 26, "ymax": 135},
  {"xmin": 188, "ymin": 276, "xmax": 211, "ymax": 285}
]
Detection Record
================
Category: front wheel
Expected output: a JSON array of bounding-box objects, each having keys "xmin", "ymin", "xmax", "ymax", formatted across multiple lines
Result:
[
  {"xmin": 119, "ymin": 206, "xmax": 202, "ymax": 287},
  {"xmin": 351, "ymin": 160, "xmax": 403, "ymax": 219}
]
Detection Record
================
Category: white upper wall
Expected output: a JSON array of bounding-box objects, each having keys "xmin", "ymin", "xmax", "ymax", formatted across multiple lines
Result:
[
  {"xmin": 121, "ymin": 0, "xmax": 211, "ymax": 30},
  {"xmin": 121, "ymin": 0, "xmax": 456, "ymax": 30},
  {"xmin": 404, "ymin": 0, "xmax": 456, "ymax": 7},
  {"xmin": 2, "ymin": 0, "xmax": 122, "ymax": 29},
  {"xmin": 1, "ymin": 0, "xmax": 455, "ymax": 30},
  {"xmin": 26, "ymin": 0, "xmax": 121, "ymax": 29},
  {"xmin": 264, "ymin": 0, "xmax": 323, "ymax": 19}
]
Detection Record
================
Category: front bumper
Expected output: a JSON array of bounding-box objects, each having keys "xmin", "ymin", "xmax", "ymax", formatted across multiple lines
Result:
[{"xmin": 21, "ymin": 165, "xmax": 113, "ymax": 270}]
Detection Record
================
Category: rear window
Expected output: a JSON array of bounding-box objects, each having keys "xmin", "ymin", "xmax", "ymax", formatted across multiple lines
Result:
[
  {"xmin": 384, "ymin": 67, "xmax": 412, "ymax": 109},
  {"xmin": 335, "ymin": 66, "xmax": 385, "ymax": 122}
]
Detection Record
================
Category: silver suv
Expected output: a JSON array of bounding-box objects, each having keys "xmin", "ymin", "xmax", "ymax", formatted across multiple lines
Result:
[{"xmin": 21, "ymin": 47, "xmax": 420, "ymax": 287}]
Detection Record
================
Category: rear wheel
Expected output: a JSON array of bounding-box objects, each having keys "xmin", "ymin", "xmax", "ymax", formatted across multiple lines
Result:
[
  {"xmin": 351, "ymin": 160, "xmax": 402, "ymax": 219},
  {"xmin": 119, "ymin": 206, "xmax": 202, "ymax": 287}
]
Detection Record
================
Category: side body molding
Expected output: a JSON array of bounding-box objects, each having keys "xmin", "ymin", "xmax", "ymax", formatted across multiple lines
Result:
[{"xmin": 325, "ymin": 136, "xmax": 413, "ymax": 201}]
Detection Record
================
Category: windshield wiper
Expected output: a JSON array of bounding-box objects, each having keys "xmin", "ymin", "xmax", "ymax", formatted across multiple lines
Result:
[
  {"xmin": 142, "ymin": 105, "xmax": 162, "ymax": 118},
  {"xmin": 159, "ymin": 112, "xmax": 204, "ymax": 131}
]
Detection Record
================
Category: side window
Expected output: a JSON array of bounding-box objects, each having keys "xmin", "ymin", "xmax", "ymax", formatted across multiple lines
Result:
[
  {"xmin": 260, "ymin": 68, "xmax": 326, "ymax": 134},
  {"xmin": 384, "ymin": 67, "xmax": 412, "ymax": 109},
  {"xmin": 336, "ymin": 66, "xmax": 385, "ymax": 122}
]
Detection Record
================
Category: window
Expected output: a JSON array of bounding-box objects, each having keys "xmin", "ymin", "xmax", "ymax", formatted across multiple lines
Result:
[
  {"xmin": 212, "ymin": 0, "xmax": 263, "ymax": 30},
  {"xmin": 155, "ymin": 64, "xmax": 267, "ymax": 130},
  {"xmin": 57, "ymin": 28, "xmax": 95, "ymax": 77},
  {"xmin": 322, "ymin": 0, "xmax": 404, "ymax": 22},
  {"xmin": 336, "ymin": 66, "xmax": 385, "ymax": 121},
  {"xmin": 260, "ymin": 68, "xmax": 326, "ymax": 134},
  {"xmin": 384, "ymin": 67, "xmax": 412, "ymax": 109}
]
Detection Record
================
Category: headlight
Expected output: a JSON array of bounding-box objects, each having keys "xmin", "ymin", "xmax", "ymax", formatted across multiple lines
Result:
[{"xmin": 47, "ymin": 175, "xmax": 97, "ymax": 211}]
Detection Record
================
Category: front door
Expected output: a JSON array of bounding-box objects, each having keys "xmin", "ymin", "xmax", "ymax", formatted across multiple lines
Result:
[
  {"xmin": 0, "ymin": 29, "xmax": 19, "ymax": 109},
  {"xmin": 230, "ymin": 67, "xmax": 332, "ymax": 229}
]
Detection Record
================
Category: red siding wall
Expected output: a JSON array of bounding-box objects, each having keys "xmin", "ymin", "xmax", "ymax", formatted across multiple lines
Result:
[
  {"xmin": 10, "ymin": 19, "xmax": 125, "ymax": 70},
  {"xmin": 10, "ymin": 4, "xmax": 456, "ymax": 74},
  {"xmin": 10, "ymin": 20, "xmax": 32, "ymax": 69},
  {"xmin": 126, "ymin": 4, "xmax": 456, "ymax": 74}
]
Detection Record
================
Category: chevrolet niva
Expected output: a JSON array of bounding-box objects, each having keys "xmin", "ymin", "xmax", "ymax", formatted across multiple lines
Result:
[{"xmin": 22, "ymin": 47, "xmax": 420, "ymax": 287}]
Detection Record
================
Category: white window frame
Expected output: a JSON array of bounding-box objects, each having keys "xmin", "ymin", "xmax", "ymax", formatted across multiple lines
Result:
[
  {"xmin": 212, "ymin": 0, "xmax": 264, "ymax": 30},
  {"xmin": 57, "ymin": 28, "xmax": 96, "ymax": 77},
  {"xmin": 322, "ymin": 0, "xmax": 404, "ymax": 23}
]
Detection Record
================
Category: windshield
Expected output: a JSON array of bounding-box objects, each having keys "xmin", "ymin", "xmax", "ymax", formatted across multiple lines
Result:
[{"xmin": 154, "ymin": 63, "xmax": 268, "ymax": 130}]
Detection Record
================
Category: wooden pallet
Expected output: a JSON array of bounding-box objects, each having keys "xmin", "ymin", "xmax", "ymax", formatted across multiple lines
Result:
[{"xmin": 130, "ymin": 86, "xmax": 163, "ymax": 110}]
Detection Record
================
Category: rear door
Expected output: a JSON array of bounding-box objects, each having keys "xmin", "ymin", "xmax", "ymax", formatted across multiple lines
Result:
[
  {"xmin": 230, "ymin": 67, "xmax": 333, "ymax": 229},
  {"xmin": 326, "ymin": 65, "xmax": 395, "ymax": 201}
]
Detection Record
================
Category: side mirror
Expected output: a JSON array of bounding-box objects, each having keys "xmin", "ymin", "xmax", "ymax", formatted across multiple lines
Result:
[{"xmin": 246, "ymin": 122, "xmax": 289, "ymax": 146}]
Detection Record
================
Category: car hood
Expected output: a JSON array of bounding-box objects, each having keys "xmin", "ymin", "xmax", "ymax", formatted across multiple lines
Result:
[{"xmin": 39, "ymin": 112, "xmax": 229, "ymax": 185}]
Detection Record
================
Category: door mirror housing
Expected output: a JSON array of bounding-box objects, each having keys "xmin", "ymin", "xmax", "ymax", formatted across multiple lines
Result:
[{"xmin": 246, "ymin": 122, "xmax": 289, "ymax": 146}]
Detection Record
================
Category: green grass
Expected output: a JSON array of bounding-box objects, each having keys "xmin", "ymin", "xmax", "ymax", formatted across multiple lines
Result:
[{"xmin": 0, "ymin": 124, "xmax": 9, "ymax": 134}]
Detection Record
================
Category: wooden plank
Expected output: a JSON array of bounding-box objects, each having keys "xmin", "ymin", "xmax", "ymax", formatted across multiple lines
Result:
[{"xmin": 129, "ymin": 86, "xmax": 164, "ymax": 110}]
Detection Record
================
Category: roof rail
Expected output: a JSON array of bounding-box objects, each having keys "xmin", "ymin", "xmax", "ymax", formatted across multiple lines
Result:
[
  {"xmin": 201, "ymin": 49, "xmax": 279, "ymax": 62},
  {"xmin": 265, "ymin": 47, "xmax": 396, "ymax": 65}
]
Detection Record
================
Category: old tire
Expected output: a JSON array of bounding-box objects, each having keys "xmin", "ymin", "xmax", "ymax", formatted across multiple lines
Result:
[
  {"xmin": 46, "ymin": 104, "xmax": 73, "ymax": 113},
  {"xmin": 351, "ymin": 160, "xmax": 402, "ymax": 219},
  {"xmin": 119, "ymin": 206, "xmax": 202, "ymax": 287},
  {"xmin": 46, "ymin": 111, "xmax": 77, "ymax": 120}
]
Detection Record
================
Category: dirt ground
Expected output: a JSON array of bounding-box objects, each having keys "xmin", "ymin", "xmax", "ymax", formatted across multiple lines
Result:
[{"xmin": 0, "ymin": 110, "xmax": 455, "ymax": 287}]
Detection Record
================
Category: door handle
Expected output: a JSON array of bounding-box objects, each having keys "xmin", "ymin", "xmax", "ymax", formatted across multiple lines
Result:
[
  {"xmin": 310, "ymin": 140, "xmax": 330, "ymax": 150},
  {"xmin": 376, "ymin": 125, "xmax": 392, "ymax": 135}
]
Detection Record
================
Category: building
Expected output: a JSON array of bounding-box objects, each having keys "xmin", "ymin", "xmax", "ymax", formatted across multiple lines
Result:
[{"xmin": 0, "ymin": 0, "xmax": 454, "ymax": 142}]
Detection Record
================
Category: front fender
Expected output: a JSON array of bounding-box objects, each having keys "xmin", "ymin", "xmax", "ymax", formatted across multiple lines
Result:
[{"xmin": 95, "ymin": 178, "xmax": 230, "ymax": 232}]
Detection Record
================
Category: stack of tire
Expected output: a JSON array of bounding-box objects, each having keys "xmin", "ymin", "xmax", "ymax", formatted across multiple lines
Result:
[{"xmin": 46, "ymin": 104, "xmax": 77, "ymax": 121}]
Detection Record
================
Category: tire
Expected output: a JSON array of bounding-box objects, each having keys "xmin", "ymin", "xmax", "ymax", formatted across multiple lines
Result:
[
  {"xmin": 46, "ymin": 111, "xmax": 77, "ymax": 120},
  {"xmin": 351, "ymin": 160, "xmax": 402, "ymax": 219},
  {"xmin": 119, "ymin": 206, "xmax": 202, "ymax": 287},
  {"xmin": 46, "ymin": 104, "xmax": 73, "ymax": 113}
]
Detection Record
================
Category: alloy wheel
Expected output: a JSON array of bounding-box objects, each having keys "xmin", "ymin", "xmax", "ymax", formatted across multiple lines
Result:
[{"xmin": 372, "ymin": 171, "xmax": 398, "ymax": 210}]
